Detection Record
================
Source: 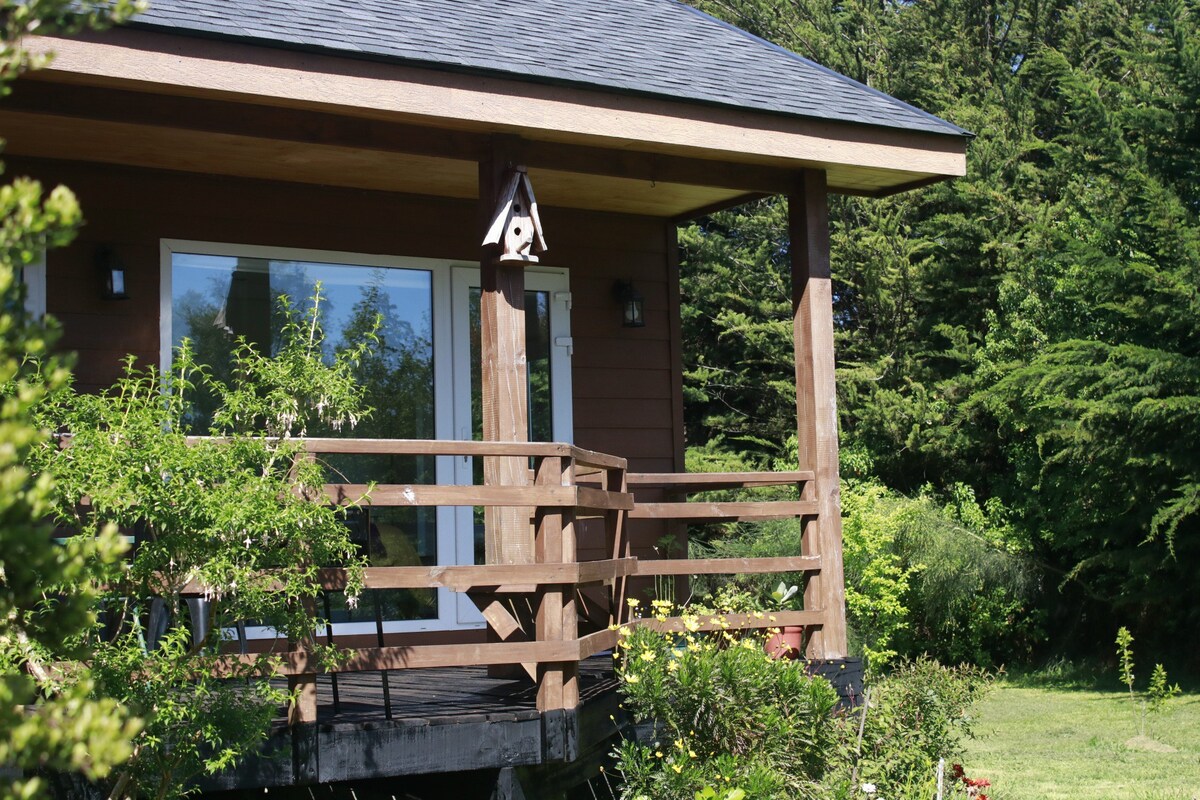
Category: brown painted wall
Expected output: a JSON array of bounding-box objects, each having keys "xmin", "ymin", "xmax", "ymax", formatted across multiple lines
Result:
[{"xmin": 13, "ymin": 155, "xmax": 681, "ymax": 564}]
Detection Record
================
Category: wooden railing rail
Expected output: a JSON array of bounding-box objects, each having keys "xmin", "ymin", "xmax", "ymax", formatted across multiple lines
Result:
[
  {"xmin": 67, "ymin": 438, "xmax": 837, "ymax": 728},
  {"xmin": 279, "ymin": 458, "xmax": 834, "ymax": 724},
  {"xmin": 623, "ymin": 470, "xmax": 815, "ymax": 523},
  {"xmin": 633, "ymin": 555, "xmax": 821, "ymax": 576},
  {"xmin": 626, "ymin": 470, "xmax": 815, "ymax": 490}
]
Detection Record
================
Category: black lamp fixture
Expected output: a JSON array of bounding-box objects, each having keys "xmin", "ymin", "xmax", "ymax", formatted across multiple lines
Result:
[
  {"xmin": 95, "ymin": 246, "xmax": 129, "ymax": 300},
  {"xmin": 613, "ymin": 279, "xmax": 645, "ymax": 328}
]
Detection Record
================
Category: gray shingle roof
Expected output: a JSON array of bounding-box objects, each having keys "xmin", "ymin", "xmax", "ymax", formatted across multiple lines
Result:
[{"xmin": 129, "ymin": 0, "xmax": 968, "ymax": 138}]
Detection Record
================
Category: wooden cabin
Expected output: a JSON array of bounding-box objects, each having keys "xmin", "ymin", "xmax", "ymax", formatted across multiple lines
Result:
[{"xmin": 11, "ymin": 1, "xmax": 968, "ymax": 796}]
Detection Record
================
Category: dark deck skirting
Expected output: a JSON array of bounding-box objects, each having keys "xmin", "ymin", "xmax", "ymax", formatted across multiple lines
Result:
[{"xmin": 198, "ymin": 657, "xmax": 621, "ymax": 792}]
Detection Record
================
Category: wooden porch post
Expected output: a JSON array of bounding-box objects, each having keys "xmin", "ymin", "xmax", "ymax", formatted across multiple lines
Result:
[
  {"xmin": 479, "ymin": 138, "xmax": 533, "ymax": 565},
  {"xmin": 789, "ymin": 169, "xmax": 848, "ymax": 659}
]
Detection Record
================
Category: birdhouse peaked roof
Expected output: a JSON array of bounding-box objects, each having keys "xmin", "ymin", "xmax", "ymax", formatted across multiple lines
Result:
[{"xmin": 128, "ymin": 0, "xmax": 968, "ymax": 139}]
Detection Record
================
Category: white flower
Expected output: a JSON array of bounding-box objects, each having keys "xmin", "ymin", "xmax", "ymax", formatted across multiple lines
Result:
[{"xmin": 862, "ymin": 784, "xmax": 877, "ymax": 795}]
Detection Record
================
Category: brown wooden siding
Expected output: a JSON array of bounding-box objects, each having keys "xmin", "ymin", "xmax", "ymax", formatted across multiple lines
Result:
[{"xmin": 12, "ymin": 155, "xmax": 679, "ymax": 577}]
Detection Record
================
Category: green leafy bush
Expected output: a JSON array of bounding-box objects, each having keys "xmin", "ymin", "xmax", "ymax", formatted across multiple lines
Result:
[
  {"xmin": 608, "ymin": 612, "xmax": 993, "ymax": 800},
  {"xmin": 892, "ymin": 484, "xmax": 1044, "ymax": 667},
  {"xmin": 27, "ymin": 289, "xmax": 372, "ymax": 799},
  {"xmin": 835, "ymin": 658, "xmax": 992, "ymax": 797},
  {"xmin": 612, "ymin": 612, "xmax": 839, "ymax": 800},
  {"xmin": 697, "ymin": 473, "xmax": 1041, "ymax": 668}
]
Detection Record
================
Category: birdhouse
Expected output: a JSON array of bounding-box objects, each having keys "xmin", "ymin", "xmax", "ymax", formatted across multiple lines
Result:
[{"xmin": 482, "ymin": 166, "xmax": 547, "ymax": 263}]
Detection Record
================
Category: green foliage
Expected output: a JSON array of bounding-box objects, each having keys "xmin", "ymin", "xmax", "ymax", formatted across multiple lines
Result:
[
  {"xmin": 0, "ymin": 2, "xmax": 147, "ymax": 798},
  {"xmin": 839, "ymin": 482, "xmax": 918, "ymax": 669},
  {"xmin": 1147, "ymin": 664, "xmax": 1181, "ymax": 715},
  {"xmin": 769, "ymin": 581, "xmax": 799, "ymax": 610},
  {"xmin": 27, "ymin": 291, "xmax": 372, "ymax": 798},
  {"xmin": 701, "ymin": 476, "xmax": 1040, "ymax": 668},
  {"xmin": 681, "ymin": 0, "xmax": 1200, "ymax": 659},
  {"xmin": 1113, "ymin": 628, "xmax": 1181, "ymax": 724},
  {"xmin": 694, "ymin": 787, "xmax": 746, "ymax": 800},
  {"xmin": 609, "ymin": 614, "xmax": 992, "ymax": 800},
  {"xmin": 1116, "ymin": 627, "xmax": 1136, "ymax": 701},
  {"xmin": 612, "ymin": 613, "xmax": 840, "ymax": 800},
  {"xmin": 892, "ymin": 485, "xmax": 1044, "ymax": 666},
  {"xmin": 835, "ymin": 659, "xmax": 992, "ymax": 798},
  {"xmin": 844, "ymin": 478, "xmax": 1040, "ymax": 667}
]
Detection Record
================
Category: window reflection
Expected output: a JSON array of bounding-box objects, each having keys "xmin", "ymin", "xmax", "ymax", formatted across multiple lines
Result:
[{"xmin": 171, "ymin": 253, "xmax": 438, "ymax": 621}]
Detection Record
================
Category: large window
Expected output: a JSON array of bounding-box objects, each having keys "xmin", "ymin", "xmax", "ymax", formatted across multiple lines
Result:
[{"xmin": 160, "ymin": 241, "xmax": 572, "ymax": 632}]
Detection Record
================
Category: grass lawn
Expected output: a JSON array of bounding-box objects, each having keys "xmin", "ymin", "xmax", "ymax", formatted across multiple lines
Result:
[{"xmin": 961, "ymin": 679, "xmax": 1200, "ymax": 800}]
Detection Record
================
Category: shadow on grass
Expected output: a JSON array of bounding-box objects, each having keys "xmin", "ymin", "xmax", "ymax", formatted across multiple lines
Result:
[{"xmin": 1003, "ymin": 656, "xmax": 1200, "ymax": 693}]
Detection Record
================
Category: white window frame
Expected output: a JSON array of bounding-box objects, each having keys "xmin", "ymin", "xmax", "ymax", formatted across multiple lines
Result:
[{"xmin": 159, "ymin": 240, "xmax": 573, "ymax": 636}]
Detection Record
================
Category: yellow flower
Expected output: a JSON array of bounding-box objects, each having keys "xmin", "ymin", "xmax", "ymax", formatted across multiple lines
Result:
[
  {"xmin": 625, "ymin": 673, "xmax": 640, "ymax": 684},
  {"xmin": 689, "ymin": 750, "xmax": 698, "ymax": 758},
  {"xmin": 627, "ymin": 597, "xmax": 640, "ymax": 607},
  {"xmin": 639, "ymin": 650, "xmax": 656, "ymax": 662},
  {"xmin": 671, "ymin": 764, "xmax": 683, "ymax": 773},
  {"xmin": 618, "ymin": 626, "xmax": 631, "ymax": 637}
]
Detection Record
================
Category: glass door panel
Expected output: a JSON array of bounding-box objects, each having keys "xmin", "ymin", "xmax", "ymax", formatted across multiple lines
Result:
[
  {"xmin": 165, "ymin": 245, "xmax": 571, "ymax": 632},
  {"xmin": 170, "ymin": 251, "xmax": 440, "ymax": 627}
]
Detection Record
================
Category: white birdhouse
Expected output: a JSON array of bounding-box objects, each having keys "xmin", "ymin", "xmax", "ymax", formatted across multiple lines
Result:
[{"xmin": 482, "ymin": 166, "xmax": 547, "ymax": 263}]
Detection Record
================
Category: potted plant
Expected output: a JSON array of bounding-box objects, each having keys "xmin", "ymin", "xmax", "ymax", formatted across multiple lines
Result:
[{"xmin": 765, "ymin": 581, "xmax": 804, "ymax": 659}]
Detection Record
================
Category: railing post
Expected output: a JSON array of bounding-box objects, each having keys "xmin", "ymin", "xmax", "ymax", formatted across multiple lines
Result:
[
  {"xmin": 790, "ymin": 169, "xmax": 848, "ymax": 659},
  {"xmin": 534, "ymin": 454, "xmax": 579, "ymax": 713}
]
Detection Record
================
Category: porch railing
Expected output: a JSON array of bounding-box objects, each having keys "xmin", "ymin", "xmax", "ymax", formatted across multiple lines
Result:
[{"xmin": 204, "ymin": 439, "xmax": 834, "ymax": 729}]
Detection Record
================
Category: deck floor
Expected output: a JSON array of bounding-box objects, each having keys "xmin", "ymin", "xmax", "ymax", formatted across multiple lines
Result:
[{"xmin": 303, "ymin": 655, "xmax": 620, "ymax": 727}]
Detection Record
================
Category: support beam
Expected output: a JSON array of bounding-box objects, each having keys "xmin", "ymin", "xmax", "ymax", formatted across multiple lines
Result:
[
  {"xmin": 789, "ymin": 169, "xmax": 848, "ymax": 658},
  {"xmin": 480, "ymin": 138, "xmax": 533, "ymax": 565}
]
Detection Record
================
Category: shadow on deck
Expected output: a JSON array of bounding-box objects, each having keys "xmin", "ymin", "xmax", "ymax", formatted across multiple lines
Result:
[{"xmin": 200, "ymin": 656, "xmax": 622, "ymax": 794}]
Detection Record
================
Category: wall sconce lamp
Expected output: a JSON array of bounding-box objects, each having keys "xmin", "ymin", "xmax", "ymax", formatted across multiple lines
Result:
[
  {"xmin": 95, "ymin": 246, "xmax": 129, "ymax": 300},
  {"xmin": 613, "ymin": 280, "xmax": 645, "ymax": 328}
]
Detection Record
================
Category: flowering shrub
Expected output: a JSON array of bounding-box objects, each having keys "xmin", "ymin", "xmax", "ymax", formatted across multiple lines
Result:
[
  {"xmin": 611, "ymin": 601, "xmax": 839, "ymax": 799},
  {"xmin": 607, "ymin": 603, "xmax": 993, "ymax": 800},
  {"xmin": 950, "ymin": 763, "xmax": 992, "ymax": 800}
]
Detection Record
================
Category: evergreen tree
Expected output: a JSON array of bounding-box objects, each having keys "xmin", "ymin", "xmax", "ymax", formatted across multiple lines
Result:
[{"xmin": 683, "ymin": 0, "xmax": 1200, "ymax": 658}]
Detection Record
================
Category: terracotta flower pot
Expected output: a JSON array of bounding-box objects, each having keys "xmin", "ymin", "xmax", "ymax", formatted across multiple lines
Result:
[{"xmin": 765, "ymin": 625, "xmax": 804, "ymax": 659}]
